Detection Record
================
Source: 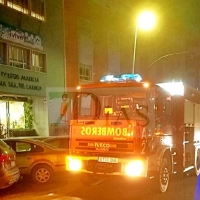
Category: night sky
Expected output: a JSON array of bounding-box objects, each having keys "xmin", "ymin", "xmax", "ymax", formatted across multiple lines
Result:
[{"xmin": 133, "ymin": 0, "xmax": 200, "ymax": 49}]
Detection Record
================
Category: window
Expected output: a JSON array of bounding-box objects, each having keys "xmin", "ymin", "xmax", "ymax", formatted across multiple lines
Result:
[
  {"xmin": 16, "ymin": 142, "xmax": 43, "ymax": 153},
  {"xmin": 32, "ymin": 144, "xmax": 43, "ymax": 152},
  {"xmin": 1, "ymin": 0, "xmax": 45, "ymax": 21},
  {"xmin": 0, "ymin": 41, "xmax": 46, "ymax": 72},
  {"xmin": 9, "ymin": 45, "xmax": 29, "ymax": 69},
  {"xmin": 16, "ymin": 142, "xmax": 31, "ymax": 152},
  {"xmin": 7, "ymin": 0, "xmax": 29, "ymax": 14},
  {"xmin": 31, "ymin": 0, "xmax": 45, "ymax": 21},
  {"xmin": 32, "ymin": 51, "xmax": 46, "ymax": 72},
  {"xmin": 76, "ymin": 93, "xmax": 95, "ymax": 117},
  {"xmin": 0, "ymin": 42, "xmax": 6, "ymax": 64},
  {"xmin": 79, "ymin": 19, "xmax": 92, "ymax": 38},
  {"xmin": 79, "ymin": 64, "xmax": 92, "ymax": 81}
]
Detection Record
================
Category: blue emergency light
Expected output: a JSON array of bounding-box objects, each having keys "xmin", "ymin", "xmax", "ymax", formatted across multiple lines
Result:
[{"xmin": 100, "ymin": 73, "xmax": 142, "ymax": 83}]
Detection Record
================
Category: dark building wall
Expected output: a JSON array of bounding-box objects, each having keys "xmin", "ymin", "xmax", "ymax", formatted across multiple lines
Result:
[
  {"xmin": 133, "ymin": 0, "xmax": 200, "ymax": 89},
  {"xmin": 64, "ymin": 0, "xmax": 135, "ymax": 87}
]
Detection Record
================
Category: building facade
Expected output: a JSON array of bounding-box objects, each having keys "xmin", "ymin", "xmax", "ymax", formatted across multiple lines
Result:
[
  {"xmin": 0, "ymin": 0, "xmax": 65, "ymax": 136},
  {"xmin": 2, "ymin": 0, "xmax": 198, "ymax": 137},
  {"xmin": 63, "ymin": 0, "xmax": 136, "ymax": 87}
]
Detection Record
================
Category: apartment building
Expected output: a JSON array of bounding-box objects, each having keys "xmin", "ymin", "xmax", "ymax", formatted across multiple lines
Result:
[
  {"xmin": 64, "ymin": 0, "xmax": 135, "ymax": 87},
  {"xmin": 0, "ymin": 0, "xmax": 65, "ymax": 136},
  {"xmin": 4, "ymin": 0, "xmax": 194, "ymax": 137}
]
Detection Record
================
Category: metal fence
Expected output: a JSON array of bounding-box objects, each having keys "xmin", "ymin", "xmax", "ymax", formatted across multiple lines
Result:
[
  {"xmin": 0, "ymin": 124, "xmax": 13, "ymax": 138},
  {"xmin": 50, "ymin": 123, "xmax": 69, "ymax": 136}
]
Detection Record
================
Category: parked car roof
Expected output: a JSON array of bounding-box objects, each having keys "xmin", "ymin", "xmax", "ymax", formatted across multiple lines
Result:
[
  {"xmin": 0, "ymin": 139, "xmax": 20, "ymax": 189},
  {"xmin": 42, "ymin": 136, "xmax": 69, "ymax": 149},
  {"xmin": 3, "ymin": 138, "xmax": 68, "ymax": 184}
]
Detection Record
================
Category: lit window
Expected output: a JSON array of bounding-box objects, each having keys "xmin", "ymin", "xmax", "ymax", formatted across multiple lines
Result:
[
  {"xmin": 3, "ymin": 0, "xmax": 45, "ymax": 21},
  {"xmin": 32, "ymin": 51, "xmax": 46, "ymax": 72},
  {"xmin": 79, "ymin": 64, "xmax": 92, "ymax": 82},
  {"xmin": 31, "ymin": 0, "xmax": 45, "ymax": 21},
  {"xmin": 9, "ymin": 45, "xmax": 29, "ymax": 69},
  {"xmin": 7, "ymin": 0, "xmax": 29, "ymax": 14}
]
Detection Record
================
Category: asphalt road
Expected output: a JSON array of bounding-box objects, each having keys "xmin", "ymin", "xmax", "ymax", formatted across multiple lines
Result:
[{"xmin": 0, "ymin": 172, "xmax": 199, "ymax": 200}]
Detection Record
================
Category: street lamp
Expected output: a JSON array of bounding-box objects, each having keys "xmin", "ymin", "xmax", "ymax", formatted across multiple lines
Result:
[{"xmin": 132, "ymin": 11, "xmax": 156, "ymax": 73}]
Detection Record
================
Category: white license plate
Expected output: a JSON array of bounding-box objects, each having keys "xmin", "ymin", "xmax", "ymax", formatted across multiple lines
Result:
[
  {"xmin": 98, "ymin": 157, "xmax": 118, "ymax": 163},
  {"xmin": 11, "ymin": 161, "xmax": 16, "ymax": 167}
]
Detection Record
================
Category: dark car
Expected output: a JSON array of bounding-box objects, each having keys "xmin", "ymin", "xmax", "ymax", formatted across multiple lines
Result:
[
  {"xmin": 3, "ymin": 138, "xmax": 68, "ymax": 184},
  {"xmin": 0, "ymin": 139, "xmax": 20, "ymax": 189},
  {"xmin": 42, "ymin": 136, "xmax": 69, "ymax": 149}
]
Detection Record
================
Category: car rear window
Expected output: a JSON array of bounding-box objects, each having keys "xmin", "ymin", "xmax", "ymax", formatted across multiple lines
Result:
[{"xmin": 0, "ymin": 140, "xmax": 9, "ymax": 149}]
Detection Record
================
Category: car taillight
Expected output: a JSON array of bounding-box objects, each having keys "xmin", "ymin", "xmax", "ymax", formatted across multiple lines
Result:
[
  {"xmin": 0, "ymin": 154, "xmax": 9, "ymax": 162},
  {"xmin": 0, "ymin": 154, "xmax": 15, "ymax": 169}
]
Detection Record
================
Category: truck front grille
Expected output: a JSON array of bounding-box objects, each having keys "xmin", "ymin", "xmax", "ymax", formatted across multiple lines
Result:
[
  {"xmin": 73, "ymin": 139, "xmax": 140, "ymax": 153},
  {"xmin": 83, "ymin": 160, "xmax": 121, "ymax": 173}
]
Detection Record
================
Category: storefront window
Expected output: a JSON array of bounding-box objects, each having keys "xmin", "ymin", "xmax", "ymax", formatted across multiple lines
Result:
[
  {"xmin": 10, "ymin": 101, "xmax": 25, "ymax": 129},
  {"xmin": 0, "ymin": 100, "xmax": 25, "ymax": 130}
]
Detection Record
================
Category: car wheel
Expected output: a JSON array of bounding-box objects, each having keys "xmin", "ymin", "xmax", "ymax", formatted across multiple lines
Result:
[{"xmin": 31, "ymin": 164, "xmax": 54, "ymax": 183}]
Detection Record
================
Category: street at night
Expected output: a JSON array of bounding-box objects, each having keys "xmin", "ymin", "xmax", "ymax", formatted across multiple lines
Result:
[
  {"xmin": 1, "ymin": 0, "xmax": 200, "ymax": 200},
  {"xmin": 0, "ymin": 173, "xmax": 199, "ymax": 200}
]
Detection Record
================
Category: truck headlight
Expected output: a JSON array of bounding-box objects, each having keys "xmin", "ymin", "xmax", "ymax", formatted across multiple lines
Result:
[
  {"xmin": 162, "ymin": 136, "xmax": 173, "ymax": 147},
  {"xmin": 66, "ymin": 156, "xmax": 82, "ymax": 171},
  {"xmin": 125, "ymin": 160, "xmax": 143, "ymax": 176}
]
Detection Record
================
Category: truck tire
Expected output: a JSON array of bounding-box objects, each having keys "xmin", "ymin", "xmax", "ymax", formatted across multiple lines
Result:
[
  {"xmin": 31, "ymin": 164, "xmax": 54, "ymax": 183},
  {"xmin": 79, "ymin": 173, "xmax": 103, "ymax": 186},
  {"xmin": 151, "ymin": 157, "xmax": 170, "ymax": 193}
]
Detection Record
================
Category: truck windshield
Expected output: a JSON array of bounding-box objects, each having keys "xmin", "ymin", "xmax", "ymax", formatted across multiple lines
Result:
[{"xmin": 74, "ymin": 86, "xmax": 148, "ymax": 121}]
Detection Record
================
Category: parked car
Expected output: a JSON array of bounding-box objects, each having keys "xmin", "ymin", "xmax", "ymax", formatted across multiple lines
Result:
[
  {"xmin": 42, "ymin": 136, "xmax": 69, "ymax": 149},
  {"xmin": 3, "ymin": 138, "xmax": 68, "ymax": 184},
  {"xmin": 0, "ymin": 139, "xmax": 20, "ymax": 189}
]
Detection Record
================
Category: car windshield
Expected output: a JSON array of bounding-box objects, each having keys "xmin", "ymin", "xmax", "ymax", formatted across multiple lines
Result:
[{"xmin": 75, "ymin": 86, "xmax": 148, "ymax": 120}]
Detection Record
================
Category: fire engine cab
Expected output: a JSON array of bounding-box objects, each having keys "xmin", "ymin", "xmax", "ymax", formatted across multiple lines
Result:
[{"xmin": 66, "ymin": 74, "xmax": 200, "ymax": 193}]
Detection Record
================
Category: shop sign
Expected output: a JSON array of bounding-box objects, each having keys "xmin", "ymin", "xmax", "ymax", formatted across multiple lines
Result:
[
  {"xmin": 0, "ymin": 69, "xmax": 46, "ymax": 96},
  {"xmin": 0, "ymin": 22, "xmax": 43, "ymax": 50}
]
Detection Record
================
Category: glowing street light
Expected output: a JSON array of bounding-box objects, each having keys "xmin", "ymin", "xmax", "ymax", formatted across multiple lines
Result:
[{"xmin": 132, "ymin": 11, "xmax": 156, "ymax": 73}]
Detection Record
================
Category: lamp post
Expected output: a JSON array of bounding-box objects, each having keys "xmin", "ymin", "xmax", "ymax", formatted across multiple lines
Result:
[{"xmin": 132, "ymin": 11, "xmax": 156, "ymax": 74}]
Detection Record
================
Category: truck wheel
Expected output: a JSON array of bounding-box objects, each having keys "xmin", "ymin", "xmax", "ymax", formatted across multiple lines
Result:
[
  {"xmin": 151, "ymin": 157, "xmax": 170, "ymax": 193},
  {"xmin": 79, "ymin": 173, "xmax": 102, "ymax": 186},
  {"xmin": 31, "ymin": 164, "xmax": 54, "ymax": 183}
]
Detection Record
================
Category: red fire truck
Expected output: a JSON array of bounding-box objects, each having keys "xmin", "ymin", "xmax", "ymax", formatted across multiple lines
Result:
[{"xmin": 66, "ymin": 74, "xmax": 200, "ymax": 193}]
